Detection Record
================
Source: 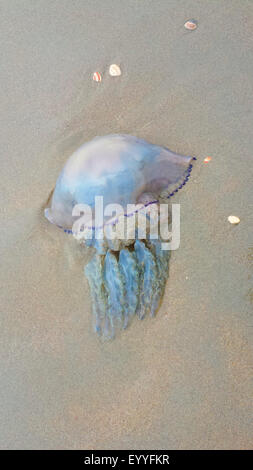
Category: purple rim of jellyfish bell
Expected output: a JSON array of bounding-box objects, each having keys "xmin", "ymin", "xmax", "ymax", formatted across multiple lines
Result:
[{"xmin": 57, "ymin": 157, "xmax": 197, "ymax": 235}]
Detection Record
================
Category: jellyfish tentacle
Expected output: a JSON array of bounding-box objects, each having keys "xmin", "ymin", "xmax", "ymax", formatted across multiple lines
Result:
[
  {"xmin": 118, "ymin": 249, "xmax": 140, "ymax": 327},
  {"xmin": 84, "ymin": 239, "xmax": 170, "ymax": 337},
  {"xmin": 148, "ymin": 238, "xmax": 170, "ymax": 316},
  {"xmin": 134, "ymin": 240, "xmax": 158, "ymax": 319},
  {"xmin": 84, "ymin": 254, "xmax": 107, "ymax": 335},
  {"xmin": 104, "ymin": 251, "xmax": 125, "ymax": 336}
]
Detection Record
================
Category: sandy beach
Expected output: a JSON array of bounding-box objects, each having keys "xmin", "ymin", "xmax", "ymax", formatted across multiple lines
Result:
[{"xmin": 0, "ymin": 0, "xmax": 252, "ymax": 449}]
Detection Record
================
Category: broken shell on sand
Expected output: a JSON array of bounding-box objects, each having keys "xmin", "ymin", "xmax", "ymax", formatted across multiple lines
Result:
[
  {"xmin": 109, "ymin": 64, "xmax": 122, "ymax": 76},
  {"xmin": 184, "ymin": 20, "xmax": 198, "ymax": 31},
  {"xmin": 228, "ymin": 215, "xmax": 240, "ymax": 225},
  {"xmin": 92, "ymin": 72, "xmax": 102, "ymax": 82}
]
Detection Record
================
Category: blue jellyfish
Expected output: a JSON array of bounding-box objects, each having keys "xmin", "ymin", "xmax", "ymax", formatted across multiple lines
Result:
[{"xmin": 45, "ymin": 134, "xmax": 195, "ymax": 338}]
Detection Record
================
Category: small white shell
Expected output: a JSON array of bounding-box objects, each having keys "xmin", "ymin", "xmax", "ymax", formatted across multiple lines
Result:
[
  {"xmin": 109, "ymin": 64, "xmax": 121, "ymax": 76},
  {"xmin": 228, "ymin": 215, "xmax": 240, "ymax": 225}
]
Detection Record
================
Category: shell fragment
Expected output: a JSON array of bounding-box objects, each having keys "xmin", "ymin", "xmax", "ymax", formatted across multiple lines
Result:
[
  {"xmin": 184, "ymin": 20, "xmax": 198, "ymax": 31},
  {"xmin": 93, "ymin": 72, "xmax": 102, "ymax": 82},
  {"xmin": 228, "ymin": 215, "xmax": 240, "ymax": 225},
  {"xmin": 204, "ymin": 156, "xmax": 212, "ymax": 163},
  {"xmin": 109, "ymin": 64, "xmax": 121, "ymax": 77}
]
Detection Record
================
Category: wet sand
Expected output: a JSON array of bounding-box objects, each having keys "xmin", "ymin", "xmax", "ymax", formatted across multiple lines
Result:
[{"xmin": 0, "ymin": 0, "xmax": 252, "ymax": 449}]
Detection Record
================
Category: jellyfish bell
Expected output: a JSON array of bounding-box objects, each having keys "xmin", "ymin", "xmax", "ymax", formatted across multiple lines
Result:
[
  {"xmin": 45, "ymin": 134, "xmax": 195, "ymax": 338},
  {"xmin": 45, "ymin": 135, "xmax": 192, "ymax": 230}
]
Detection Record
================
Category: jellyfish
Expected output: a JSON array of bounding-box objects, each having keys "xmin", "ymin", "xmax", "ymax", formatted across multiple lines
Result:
[{"xmin": 45, "ymin": 134, "xmax": 195, "ymax": 338}]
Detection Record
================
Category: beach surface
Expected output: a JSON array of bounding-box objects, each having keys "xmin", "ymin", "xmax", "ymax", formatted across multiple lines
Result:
[{"xmin": 0, "ymin": 0, "xmax": 252, "ymax": 449}]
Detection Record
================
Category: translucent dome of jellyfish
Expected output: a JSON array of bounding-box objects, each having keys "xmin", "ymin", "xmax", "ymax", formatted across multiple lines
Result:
[{"xmin": 45, "ymin": 134, "xmax": 195, "ymax": 338}]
